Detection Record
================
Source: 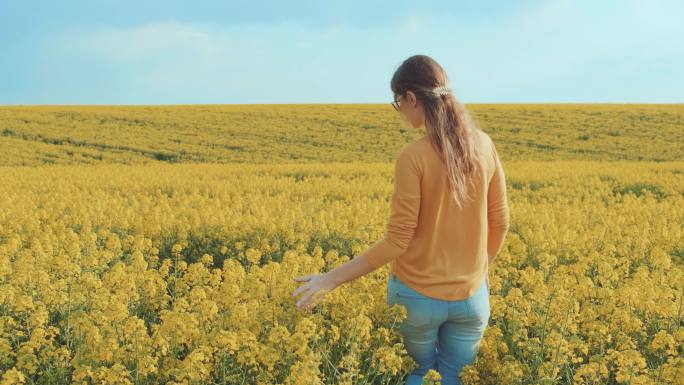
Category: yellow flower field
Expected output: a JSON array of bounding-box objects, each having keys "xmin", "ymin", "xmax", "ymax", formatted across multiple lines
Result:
[
  {"xmin": 0, "ymin": 104, "xmax": 682, "ymax": 384},
  {"xmin": 1, "ymin": 104, "xmax": 682, "ymax": 166}
]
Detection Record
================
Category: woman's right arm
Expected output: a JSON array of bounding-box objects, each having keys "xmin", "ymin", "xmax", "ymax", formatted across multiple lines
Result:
[{"xmin": 487, "ymin": 141, "xmax": 510, "ymax": 264}]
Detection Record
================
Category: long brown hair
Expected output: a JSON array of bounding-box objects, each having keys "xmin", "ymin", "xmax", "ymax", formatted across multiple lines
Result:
[{"xmin": 391, "ymin": 54, "xmax": 485, "ymax": 209}]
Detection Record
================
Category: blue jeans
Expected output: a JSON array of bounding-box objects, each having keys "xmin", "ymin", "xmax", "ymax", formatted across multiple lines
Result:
[{"xmin": 387, "ymin": 274, "xmax": 490, "ymax": 385}]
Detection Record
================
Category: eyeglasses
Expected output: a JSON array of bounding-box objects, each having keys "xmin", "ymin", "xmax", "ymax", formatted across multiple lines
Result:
[{"xmin": 391, "ymin": 95, "xmax": 402, "ymax": 111}]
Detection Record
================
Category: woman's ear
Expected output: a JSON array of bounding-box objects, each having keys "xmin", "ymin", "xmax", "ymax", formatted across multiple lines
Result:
[{"xmin": 406, "ymin": 90, "xmax": 417, "ymax": 107}]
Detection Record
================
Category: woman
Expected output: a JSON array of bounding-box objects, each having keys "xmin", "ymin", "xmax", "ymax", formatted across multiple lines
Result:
[{"xmin": 292, "ymin": 54, "xmax": 510, "ymax": 385}]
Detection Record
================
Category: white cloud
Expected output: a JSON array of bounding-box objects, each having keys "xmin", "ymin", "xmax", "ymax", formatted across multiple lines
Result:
[{"xmin": 47, "ymin": 20, "xmax": 247, "ymax": 63}]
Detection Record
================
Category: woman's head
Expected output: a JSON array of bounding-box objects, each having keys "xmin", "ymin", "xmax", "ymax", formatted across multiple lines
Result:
[
  {"xmin": 390, "ymin": 55, "xmax": 449, "ymax": 129},
  {"xmin": 390, "ymin": 54, "xmax": 484, "ymax": 209}
]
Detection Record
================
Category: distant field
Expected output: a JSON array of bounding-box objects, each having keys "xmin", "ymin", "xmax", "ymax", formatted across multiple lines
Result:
[
  {"xmin": 0, "ymin": 104, "xmax": 682, "ymax": 384},
  {"xmin": 0, "ymin": 103, "xmax": 682, "ymax": 166}
]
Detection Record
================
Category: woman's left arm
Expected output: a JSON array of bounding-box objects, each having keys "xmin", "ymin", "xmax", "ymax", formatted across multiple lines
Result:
[{"xmin": 292, "ymin": 145, "xmax": 421, "ymax": 311}]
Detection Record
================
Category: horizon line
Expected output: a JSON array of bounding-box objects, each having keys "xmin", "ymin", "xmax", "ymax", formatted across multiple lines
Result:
[{"xmin": 2, "ymin": 101, "xmax": 683, "ymax": 107}]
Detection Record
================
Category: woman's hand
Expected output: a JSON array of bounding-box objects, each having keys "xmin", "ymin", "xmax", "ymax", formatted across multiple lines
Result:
[{"xmin": 291, "ymin": 272, "xmax": 338, "ymax": 312}]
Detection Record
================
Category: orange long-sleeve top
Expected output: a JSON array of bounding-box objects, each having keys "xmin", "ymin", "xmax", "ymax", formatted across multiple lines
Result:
[{"xmin": 359, "ymin": 130, "xmax": 510, "ymax": 301}]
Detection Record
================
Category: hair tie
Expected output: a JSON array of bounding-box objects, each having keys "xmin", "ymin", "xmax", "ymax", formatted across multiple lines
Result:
[{"xmin": 432, "ymin": 85, "xmax": 452, "ymax": 96}]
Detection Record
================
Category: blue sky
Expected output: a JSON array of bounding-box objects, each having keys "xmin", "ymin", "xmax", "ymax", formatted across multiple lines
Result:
[{"xmin": 1, "ymin": 0, "xmax": 682, "ymax": 105}]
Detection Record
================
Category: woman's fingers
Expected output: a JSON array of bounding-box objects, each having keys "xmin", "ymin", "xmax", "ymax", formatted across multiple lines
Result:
[
  {"xmin": 291, "ymin": 275, "xmax": 314, "ymax": 298},
  {"xmin": 291, "ymin": 275, "xmax": 326, "ymax": 312},
  {"xmin": 296, "ymin": 289, "xmax": 315, "ymax": 310},
  {"xmin": 292, "ymin": 283, "xmax": 308, "ymax": 298},
  {"xmin": 296, "ymin": 290, "xmax": 327, "ymax": 312}
]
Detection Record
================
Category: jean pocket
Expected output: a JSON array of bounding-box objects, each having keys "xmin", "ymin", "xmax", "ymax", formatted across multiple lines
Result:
[
  {"xmin": 390, "ymin": 279, "xmax": 434, "ymax": 328},
  {"xmin": 393, "ymin": 294, "xmax": 434, "ymax": 328}
]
